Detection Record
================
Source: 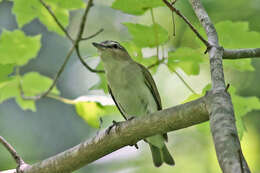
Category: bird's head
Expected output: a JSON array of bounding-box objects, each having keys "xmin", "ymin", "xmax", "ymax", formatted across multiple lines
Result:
[{"xmin": 92, "ymin": 40, "xmax": 130, "ymax": 61}]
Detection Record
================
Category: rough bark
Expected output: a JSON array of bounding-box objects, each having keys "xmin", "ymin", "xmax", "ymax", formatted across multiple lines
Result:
[
  {"xmin": 2, "ymin": 94, "xmax": 211, "ymax": 173},
  {"xmin": 223, "ymin": 48, "xmax": 260, "ymax": 59},
  {"xmin": 189, "ymin": 0, "xmax": 251, "ymax": 173}
]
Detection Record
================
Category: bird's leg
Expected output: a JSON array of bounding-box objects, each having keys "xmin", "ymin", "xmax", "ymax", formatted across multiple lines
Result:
[{"xmin": 106, "ymin": 120, "xmax": 120, "ymax": 134}]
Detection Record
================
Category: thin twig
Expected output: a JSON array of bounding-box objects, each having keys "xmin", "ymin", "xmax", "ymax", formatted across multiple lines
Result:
[
  {"xmin": 81, "ymin": 28, "xmax": 104, "ymax": 40},
  {"xmin": 171, "ymin": 0, "xmax": 177, "ymax": 36},
  {"xmin": 20, "ymin": 0, "xmax": 99, "ymax": 100},
  {"xmin": 174, "ymin": 70, "xmax": 197, "ymax": 94},
  {"xmin": 39, "ymin": 0, "xmax": 74, "ymax": 42},
  {"xmin": 75, "ymin": 0, "xmax": 94, "ymax": 42},
  {"xmin": 21, "ymin": 45, "xmax": 75, "ymax": 100},
  {"xmin": 162, "ymin": 0, "xmax": 211, "ymax": 48},
  {"xmin": 75, "ymin": 45, "xmax": 105, "ymax": 73},
  {"xmin": 225, "ymin": 83, "xmax": 230, "ymax": 92},
  {"xmin": 0, "ymin": 136, "xmax": 24, "ymax": 166},
  {"xmin": 74, "ymin": 0, "xmax": 105, "ymax": 73}
]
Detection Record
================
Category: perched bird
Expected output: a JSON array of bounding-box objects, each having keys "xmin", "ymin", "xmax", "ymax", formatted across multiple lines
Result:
[{"xmin": 92, "ymin": 40, "xmax": 174, "ymax": 167}]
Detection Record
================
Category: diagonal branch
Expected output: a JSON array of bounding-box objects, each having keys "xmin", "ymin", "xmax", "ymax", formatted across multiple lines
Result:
[
  {"xmin": 39, "ymin": 0, "xmax": 74, "ymax": 42},
  {"xmin": 223, "ymin": 48, "xmax": 260, "ymax": 59},
  {"xmin": 189, "ymin": 0, "xmax": 251, "ymax": 173},
  {"xmin": 0, "ymin": 136, "xmax": 31, "ymax": 173},
  {"xmin": 13, "ymin": 93, "xmax": 209, "ymax": 173},
  {"xmin": 21, "ymin": 0, "xmax": 98, "ymax": 100},
  {"xmin": 81, "ymin": 28, "xmax": 104, "ymax": 40},
  {"xmin": 75, "ymin": 45, "xmax": 105, "ymax": 73},
  {"xmin": 0, "ymin": 136, "xmax": 24, "ymax": 165},
  {"xmin": 162, "ymin": 0, "xmax": 211, "ymax": 49}
]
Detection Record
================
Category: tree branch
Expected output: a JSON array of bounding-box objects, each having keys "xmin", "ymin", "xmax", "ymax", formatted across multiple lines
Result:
[
  {"xmin": 189, "ymin": 0, "xmax": 251, "ymax": 173},
  {"xmin": 39, "ymin": 0, "xmax": 73, "ymax": 42},
  {"xmin": 162, "ymin": 0, "xmax": 211, "ymax": 49},
  {"xmin": 2, "ymin": 93, "xmax": 212, "ymax": 173},
  {"xmin": 81, "ymin": 28, "xmax": 104, "ymax": 41},
  {"xmin": 20, "ymin": 0, "xmax": 98, "ymax": 100},
  {"xmin": 0, "ymin": 136, "xmax": 24, "ymax": 165},
  {"xmin": 0, "ymin": 136, "xmax": 31, "ymax": 173},
  {"xmin": 223, "ymin": 48, "xmax": 260, "ymax": 59}
]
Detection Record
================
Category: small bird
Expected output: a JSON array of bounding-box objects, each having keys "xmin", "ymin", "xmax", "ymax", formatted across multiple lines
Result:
[{"xmin": 92, "ymin": 40, "xmax": 174, "ymax": 167}]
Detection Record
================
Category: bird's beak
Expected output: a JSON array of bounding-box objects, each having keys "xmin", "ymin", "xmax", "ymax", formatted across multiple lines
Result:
[{"xmin": 92, "ymin": 42, "xmax": 106, "ymax": 50}]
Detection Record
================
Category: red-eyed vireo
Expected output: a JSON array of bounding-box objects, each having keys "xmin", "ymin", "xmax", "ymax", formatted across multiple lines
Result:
[{"xmin": 92, "ymin": 40, "xmax": 174, "ymax": 167}]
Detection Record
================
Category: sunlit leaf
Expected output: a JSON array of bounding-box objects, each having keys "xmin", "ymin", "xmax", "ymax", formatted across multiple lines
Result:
[
  {"xmin": 0, "ymin": 30, "xmax": 41, "ymax": 66},
  {"xmin": 112, "ymin": 0, "xmax": 164, "ymax": 15},
  {"xmin": 12, "ymin": 0, "xmax": 85, "ymax": 35},
  {"xmin": 21, "ymin": 72, "xmax": 59, "ymax": 97},
  {"xmin": 124, "ymin": 23, "xmax": 168, "ymax": 48},
  {"xmin": 74, "ymin": 96, "xmax": 117, "ymax": 128},
  {"xmin": 168, "ymin": 47, "xmax": 205, "ymax": 75},
  {"xmin": 223, "ymin": 59, "xmax": 254, "ymax": 72},
  {"xmin": 0, "ymin": 77, "xmax": 19, "ymax": 103},
  {"xmin": 0, "ymin": 72, "xmax": 59, "ymax": 111},
  {"xmin": 0, "ymin": 64, "xmax": 14, "ymax": 82},
  {"xmin": 182, "ymin": 84, "xmax": 211, "ymax": 103}
]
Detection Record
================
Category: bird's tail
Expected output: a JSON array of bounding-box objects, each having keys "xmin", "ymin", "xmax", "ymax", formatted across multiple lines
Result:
[{"xmin": 149, "ymin": 143, "xmax": 175, "ymax": 167}]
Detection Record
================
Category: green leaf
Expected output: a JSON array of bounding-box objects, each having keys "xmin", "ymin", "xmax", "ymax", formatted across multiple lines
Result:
[
  {"xmin": 215, "ymin": 21, "xmax": 260, "ymax": 72},
  {"xmin": 229, "ymin": 87, "xmax": 260, "ymax": 139},
  {"xmin": 182, "ymin": 84, "xmax": 211, "ymax": 103},
  {"xmin": 0, "ymin": 30, "xmax": 41, "ymax": 66},
  {"xmin": 168, "ymin": 47, "xmax": 205, "ymax": 75},
  {"xmin": 121, "ymin": 41, "xmax": 159, "ymax": 73},
  {"xmin": 0, "ymin": 64, "xmax": 14, "ymax": 82},
  {"xmin": 0, "ymin": 76, "xmax": 36, "ymax": 111},
  {"xmin": 16, "ymin": 95, "xmax": 36, "ymax": 111},
  {"xmin": 75, "ymin": 102, "xmax": 116, "ymax": 128},
  {"xmin": 0, "ymin": 72, "xmax": 59, "ymax": 111},
  {"xmin": 47, "ymin": 0, "xmax": 85, "ymax": 9},
  {"xmin": 223, "ymin": 59, "xmax": 254, "ymax": 72},
  {"xmin": 0, "ymin": 77, "xmax": 20, "ymax": 103},
  {"xmin": 21, "ymin": 72, "xmax": 59, "ymax": 97},
  {"xmin": 184, "ymin": 84, "xmax": 260, "ymax": 139},
  {"xmin": 12, "ymin": 0, "xmax": 85, "ymax": 35},
  {"xmin": 216, "ymin": 21, "xmax": 260, "ymax": 49},
  {"xmin": 124, "ymin": 23, "xmax": 168, "ymax": 48},
  {"xmin": 112, "ymin": 0, "xmax": 164, "ymax": 15}
]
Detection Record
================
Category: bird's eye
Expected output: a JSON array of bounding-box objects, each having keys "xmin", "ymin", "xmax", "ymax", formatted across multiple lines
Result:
[{"xmin": 112, "ymin": 44, "xmax": 119, "ymax": 49}]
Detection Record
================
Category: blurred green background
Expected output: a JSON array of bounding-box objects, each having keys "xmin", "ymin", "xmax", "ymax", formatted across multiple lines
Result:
[{"xmin": 0, "ymin": 0, "xmax": 260, "ymax": 172}]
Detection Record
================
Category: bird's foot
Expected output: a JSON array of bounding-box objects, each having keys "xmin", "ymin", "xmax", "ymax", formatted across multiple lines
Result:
[
  {"xmin": 129, "ymin": 143, "xmax": 139, "ymax": 149},
  {"xmin": 128, "ymin": 116, "xmax": 135, "ymax": 121},
  {"xmin": 106, "ymin": 120, "xmax": 120, "ymax": 134}
]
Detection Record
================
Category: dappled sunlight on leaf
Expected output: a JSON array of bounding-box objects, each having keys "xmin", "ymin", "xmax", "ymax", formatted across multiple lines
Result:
[{"xmin": 0, "ymin": 30, "xmax": 41, "ymax": 66}]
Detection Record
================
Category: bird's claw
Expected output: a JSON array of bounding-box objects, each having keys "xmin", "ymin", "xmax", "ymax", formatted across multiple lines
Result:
[
  {"xmin": 106, "ymin": 120, "xmax": 119, "ymax": 134},
  {"xmin": 129, "ymin": 143, "xmax": 139, "ymax": 149},
  {"xmin": 128, "ymin": 116, "xmax": 135, "ymax": 121}
]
